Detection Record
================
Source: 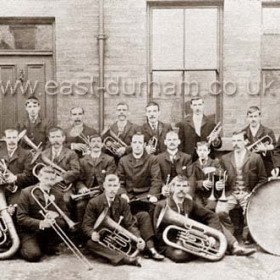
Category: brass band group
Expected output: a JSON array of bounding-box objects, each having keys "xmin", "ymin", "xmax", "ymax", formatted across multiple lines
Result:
[{"xmin": 1, "ymin": 96, "xmax": 279, "ymax": 268}]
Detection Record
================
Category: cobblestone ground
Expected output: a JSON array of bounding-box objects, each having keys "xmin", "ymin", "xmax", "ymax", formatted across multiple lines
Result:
[{"xmin": 1, "ymin": 247, "xmax": 280, "ymax": 280}]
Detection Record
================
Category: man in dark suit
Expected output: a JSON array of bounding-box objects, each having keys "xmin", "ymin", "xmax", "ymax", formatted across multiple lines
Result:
[
  {"xmin": 83, "ymin": 174, "xmax": 163, "ymax": 266},
  {"xmin": 154, "ymin": 175, "xmax": 255, "ymax": 263},
  {"xmin": 242, "ymin": 106, "xmax": 276, "ymax": 176},
  {"xmin": 178, "ymin": 97, "xmax": 222, "ymax": 161},
  {"xmin": 0, "ymin": 128, "xmax": 34, "ymax": 206},
  {"xmin": 17, "ymin": 96, "xmax": 52, "ymax": 150},
  {"xmin": 17, "ymin": 165, "xmax": 70, "ymax": 262},
  {"xmin": 64, "ymin": 106, "xmax": 97, "ymax": 157},
  {"xmin": 75, "ymin": 134, "xmax": 116, "ymax": 225},
  {"xmin": 215, "ymin": 130, "xmax": 267, "ymax": 237},
  {"xmin": 141, "ymin": 101, "xmax": 172, "ymax": 155},
  {"xmin": 102, "ymin": 102, "xmax": 139, "ymax": 158}
]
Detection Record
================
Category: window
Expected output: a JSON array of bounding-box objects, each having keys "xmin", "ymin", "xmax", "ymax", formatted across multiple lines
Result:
[{"xmin": 148, "ymin": 4, "xmax": 222, "ymax": 124}]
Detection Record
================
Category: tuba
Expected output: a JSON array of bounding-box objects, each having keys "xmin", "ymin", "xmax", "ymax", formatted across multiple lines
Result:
[
  {"xmin": 93, "ymin": 208, "xmax": 143, "ymax": 258},
  {"xmin": 0, "ymin": 186, "xmax": 20, "ymax": 259},
  {"xmin": 156, "ymin": 205, "xmax": 227, "ymax": 261}
]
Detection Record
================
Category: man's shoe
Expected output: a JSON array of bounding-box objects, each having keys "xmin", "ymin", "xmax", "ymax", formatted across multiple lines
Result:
[
  {"xmin": 232, "ymin": 245, "xmax": 256, "ymax": 256},
  {"xmin": 150, "ymin": 251, "xmax": 165, "ymax": 261}
]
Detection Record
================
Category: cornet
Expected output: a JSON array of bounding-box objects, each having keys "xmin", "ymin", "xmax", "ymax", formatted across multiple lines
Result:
[
  {"xmin": 247, "ymin": 135, "xmax": 273, "ymax": 156},
  {"xmin": 93, "ymin": 208, "xmax": 143, "ymax": 258},
  {"xmin": 31, "ymin": 185, "xmax": 93, "ymax": 270},
  {"xmin": 202, "ymin": 167, "xmax": 216, "ymax": 202},
  {"xmin": 37, "ymin": 155, "xmax": 73, "ymax": 192},
  {"xmin": 156, "ymin": 205, "xmax": 227, "ymax": 261},
  {"xmin": 147, "ymin": 136, "xmax": 158, "ymax": 150},
  {"xmin": 216, "ymin": 170, "xmax": 228, "ymax": 202},
  {"xmin": 207, "ymin": 122, "xmax": 222, "ymax": 144}
]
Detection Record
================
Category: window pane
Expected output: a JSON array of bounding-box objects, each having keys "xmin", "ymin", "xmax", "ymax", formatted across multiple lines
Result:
[
  {"xmin": 152, "ymin": 71, "xmax": 183, "ymax": 123},
  {"xmin": 184, "ymin": 8, "xmax": 218, "ymax": 69},
  {"xmin": 0, "ymin": 24, "xmax": 53, "ymax": 51},
  {"xmin": 262, "ymin": 8, "xmax": 280, "ymax": 68},
  {"xmin": 152, "ymin": 9, "xmax": 184, "ymax": 69}
]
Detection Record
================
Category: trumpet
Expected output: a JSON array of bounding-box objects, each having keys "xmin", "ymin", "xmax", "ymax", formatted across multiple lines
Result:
[
  {"xmin": 217, "ymin": 171, "xmax": 228, "ymax": 202},
  {"xmin": 37, "ymin": 155, "xmax": 73, "ymax": 192},
  {"xmin": 70, "ymin": 186, "xmax": 101, "ymax": 201},
  {"xmin": 207, "ymin": 122, "xmax": 222, "ymax": 144},
  {"xmin": 103, "ymin": 129, "xmax": 127, "ymax": 156},
  {"xmin": 93, "ymin": 208, "xmax": 143, "ymax": 258},
  {"xmin": 202, "ymin": 167, "xmax": 216, "ymax": 201},
  {"xmin": 31, "ymin": 185, "xmax": 93, "ymax": 270},
  {"xmin": 157, "ymin": 205, "xmax": 227, "ymax": 261},
  {"xmin": 247, "ymin": 135, "xmax": 273, "ymax": 156},
  {"xmin": 0, "ymin": 159, "xmax": 18, "ymax": 193}
]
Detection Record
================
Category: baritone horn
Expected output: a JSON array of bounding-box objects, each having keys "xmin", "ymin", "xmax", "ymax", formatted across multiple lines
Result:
[
  {"xmin": 156, "ymin": 205, "xmax": 227, "ymax": 261},
  {"xmin": 93, "ymin": 208, "xmax": 144, "ymax": 258},
  {"xmin": 103, "ymin": 130, "xmax": 127, "ymax": 156},
  {"xmin": 0, "ymin": 186, "xmax": 20, "ymax": 259},
  {"xmin": 30, "ymin": 185, "xmax": 92, "ymax": 270},
  {"xmin": 247, "ymin": 135, "xmax": 273, "ymax": 156}
]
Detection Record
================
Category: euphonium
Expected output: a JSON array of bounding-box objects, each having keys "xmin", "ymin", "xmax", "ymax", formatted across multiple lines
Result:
[
  {"xmin": 0, "ymin": 187, "xmax": 20, "ymax": 259},
  {"xmin": 103, "ymin": 130, "xmax": 127, "ymax": 156},
  {"xmin": 156, "ymin": 205, "xmax": 227, "ymax": 261},
  {"xmin": 93, "ymin": 208, "xmax": 143, "ymax": 258}
]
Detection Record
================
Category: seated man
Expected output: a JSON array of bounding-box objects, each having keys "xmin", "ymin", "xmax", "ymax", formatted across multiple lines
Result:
[
  {"xmin": 17, "ymin": 165, "xmax": 70, "ymax": 262},
  {"xmin": 154, "ymin": 176, "xmax": 256, "ymax": 263},
  {"xmin": 82, "ymin": 174, "xmax": 163, "ymax": 266},
  {"xmin": 215, "ymin": 131, "xmax": 267, "ymax": 239},
  {"xmin": 75, "ymin": 134, "xmax": 116, "ymax": 225}
]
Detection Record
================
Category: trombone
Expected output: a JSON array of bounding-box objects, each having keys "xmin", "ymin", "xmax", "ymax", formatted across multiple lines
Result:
[
  {"xmin": 247, "ymin": 135, "xmax": 273, "ymax": 156},
  {"xmin": 31, "ymin": 185, "xmax": 93, "ymax": 270}
]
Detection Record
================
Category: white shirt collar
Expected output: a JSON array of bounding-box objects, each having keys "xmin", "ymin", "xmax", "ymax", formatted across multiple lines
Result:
[
  {"xmin": 167, "ymin": 149, "xmax": 178, "ymax": 157},
  {"xmin": 249, "ymin": 124, "xmax": 260, "ymax": 137},
  {"xmin": 91, "ymin": 151, "xmax": 101, "ymax": 159},
  {"xmin": 52, "ymin": 146, "xmax": 63, "ymax": 158}
]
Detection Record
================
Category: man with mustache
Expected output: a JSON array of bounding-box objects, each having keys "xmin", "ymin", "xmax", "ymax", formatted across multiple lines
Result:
[
  {"xmin": 0, "ymin": 128, "xmax": 34, "ymax": 206},
  {"xmin": 141, "ymin": 101, "xmax": 172, "ymax": 155},
  {"xmin": 102, "ymin": 102, "xmax": 139, "ymax": 159},
  {"xmin": 242, "ymin": 106, "xmax": 276, "ymax": 176},
  {"xmin": 178, "ymin": 97, "xmax": 222, "ymax": 161},
  {"xmin": 17, "ymin": 97, "xmax": 52, "ymax": 150},
  {"xmin": 65, "ymin": 107, "xmax": 97, "ymax": 157},
  {"xmin": 75, "ymin": 134, "xmax": 116, "ymax": 229},
  {"xmin": 215, "ymin": 131, "xmax": 267, "ymax": 241}
]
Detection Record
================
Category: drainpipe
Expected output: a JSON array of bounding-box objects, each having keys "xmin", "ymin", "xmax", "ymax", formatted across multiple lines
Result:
[{"xmin": 97, "ymin": 0, "xmax": 106, "ymax": 133}]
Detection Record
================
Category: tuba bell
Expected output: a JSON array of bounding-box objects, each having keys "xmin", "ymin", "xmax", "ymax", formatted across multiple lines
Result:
[
  {"xmin": 156, "ymin": 205, "xmax": 227, "ymax": 261},
  {"xmin": 0, "ymin": 186, "xmax": 20, "ymax": 259},
  {"xmin": 93, "ymin": 208, "xmax": 143, "ymax": 258}
]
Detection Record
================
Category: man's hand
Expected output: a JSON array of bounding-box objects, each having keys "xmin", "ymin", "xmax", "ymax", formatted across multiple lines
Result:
[
  {"xmin": 208, "ymin": 237, "xmax": 216, "ymax": 247},
  {"xmin": 40, "ymin": 218, "xmax": 55, "ymax": 230},
  {"xmin": 145, "ymin": 145, "xmax": 156, "ymax": 155},
  {"xmin": 116, "ymin": 147, "xmax": 126, "ymax": 157},
  {"xmin": 148, "ymin": 196, "xmax": 158, "ymax": 203},
  {"xmin": 78, "ymin": 186, "xmax": 89, "ymax": 194},
  {"xmin": 161, "ymin": 184, "xmax": 170, "ymax": 197},
  {"xmin": 254, "ymin": 142, "xmax": 267, "ymax": 153},
  {"xmin": 215, "ymin": 181, "xmax": 225, "ymax": 191},
  {"xmin": 7, "ymin": 204, "xmax": 17, "ymax": 216},
  {"xmin": 271, "ymin": 168, "xmax": 279, "ymax": 178},
  {"xmin": 136, "ymin": 238, "xmax": 145, "ymax": 251},
  {"xmin": 91, "ymin": 231, "xmax": 100, "ymax": 242},
  {"xmin": 54, "ymin": 175, "xmax": 64, "ymax": 184},
  {"xmin": 6, "ymin": 174, "xmax": 17, "ymax": 184},
  {"xmin": 202, "ymin": 180, "xmax": 213, "ymax": 191},
  {"xmin": 121, "ymin": 193, "xmax": 130, "ymax": 203},
  {"xmin": 71, "ymin": 143, "xmax": 87, "ymax": 152}
]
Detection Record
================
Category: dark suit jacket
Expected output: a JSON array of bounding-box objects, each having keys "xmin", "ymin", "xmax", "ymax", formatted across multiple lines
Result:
[
  {"xmin": 178, "ymin": 115, "xmax": 222, "ymax": 159},
  {"xmin": 76, "ymin": 152, "xmax": 116, "ymax": 191},
  {"xmin": 220, "ymin": 150, "xmax": 267, "ymax": 196},
  {"xmin": 141, "ymin": 121, "xmax": 173, "ymax": 155},
  {"xmin": 273, "ymin": 136, "xmax": 280, "ymax": 168},
  {"xmin": 65, "ymin": 124, "xmax": 97, "ymax": 157},
  {"xmin": 41, "ymin": 146, "xmax": 80, "ymax": 184},
  {"xmin": 154, "ymin": 196, "xmax": 222, "ymax": 234},
  {"xmin": 82, "ymin": 193, "xmax": 140, "ymax": 239},
  {"xmin": 117, "ymin": 152, "xmax": 162, "ymax": 198},
  {"xmin": 103, "ymin": 121, "xmax": 139, "ymax": 155},
  {"xmin": 157, "ymin": 150, "xmax": 192, "ymax": 183},
  {"xmin": 17, "ymin": 117, "xmax": 52, "ymax": 149},
  {"xmin": 17, "ymin": 184, "xmax": 69, "ymax": 234},
  {"xmin": 242, "ymin": 124, "xmax": 276, "ymax": 175}
]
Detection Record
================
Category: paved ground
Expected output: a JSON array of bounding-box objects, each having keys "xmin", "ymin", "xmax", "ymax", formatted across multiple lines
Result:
[{"xmin": 1, "ymin": 247, "xmax": 280, "ymax": 280}]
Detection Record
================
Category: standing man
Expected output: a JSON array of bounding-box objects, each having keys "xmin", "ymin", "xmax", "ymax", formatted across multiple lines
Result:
[
  {"xmin": 242, "ymin": 106, "xmax": 276, "ymax": 176},
  {"xmin": 64, "ymin": 106, "xmax": 97, "ymax": 157},
  {"xmin": 178, "ymin": 97, "xmax": 222, "ymax": 161},
  {"xmin": 17, "ymin": 97, "xmax": 52, "ymax": 149},
  {"xmin": 215, "ymin": 131, "xmax": 267, "ymax": 238},
  {"xmin": 141, "ymin": 101, "xmax": 172, "ymax": 155},
  {"xmin": 0, "ymin": 128, "xmax": 34, "ymax": 205},
  {"xmin": 102, "ymin": 102, "xmax": 139, "ymax": 158}
]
